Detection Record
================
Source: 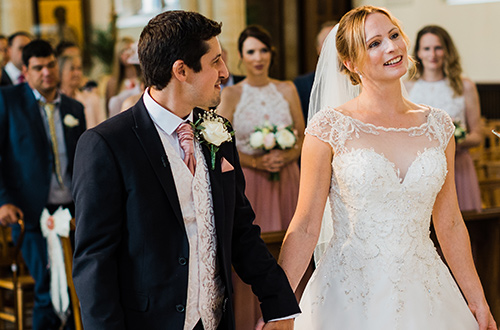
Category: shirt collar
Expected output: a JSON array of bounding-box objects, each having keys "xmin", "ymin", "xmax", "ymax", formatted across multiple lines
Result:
[
  {"xmin": 32, "ymin": 88, "xmax": 61, "ymax": 105},
  {"xmin": 4, "ymin": 62, "xmax": 20, "ymax": 81},
  {"xmin": 143, "ymin": 87, "xmax": 193, "ymax": 136}
]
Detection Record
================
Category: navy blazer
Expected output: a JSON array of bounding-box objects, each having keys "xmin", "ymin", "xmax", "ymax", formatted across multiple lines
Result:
[
  {"xmin": 0, "ymin": 83, "xmax": 86, "ymax": 231},
  {"xmin": 0, "ymin": 68, "xmax": 13, "ymax": 86},
  {"xmin": 294, "ymin": 71, "xmax": 315, "ymax": 121},
  {"xmin": 72, "ymin": 99, "xmax": 300, "ymax": 329}
]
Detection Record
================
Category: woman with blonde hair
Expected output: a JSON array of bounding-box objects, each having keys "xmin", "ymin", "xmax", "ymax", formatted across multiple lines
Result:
[
  {"xmin": 278, "ymin": 6, "xmax": 495, "ymax": 329},
  {"xmin": 406, "ymin": 25, "xmax": 482, "ymax": 212},
  {"xmin": 105, "ymin": 37, "xmax": 141, "ymax": 113},
  {"xmin": 58, "ymin": 55, "xmax": 106, "ymax": 128}
]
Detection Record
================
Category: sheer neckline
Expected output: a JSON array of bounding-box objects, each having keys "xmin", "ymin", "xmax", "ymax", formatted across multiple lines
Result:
[{"xmin": 328, "ymin": 106, "xmax": 433, "ymax": 132}]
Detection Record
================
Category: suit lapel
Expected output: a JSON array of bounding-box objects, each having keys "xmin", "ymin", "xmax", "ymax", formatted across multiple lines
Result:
[
  {"xmin": 194, "ymin": 108, "xmax": 226, "ymax": 239},
  {"xmin": 132, "ymin": 101, "xmax": 185, "ymax": 227}
]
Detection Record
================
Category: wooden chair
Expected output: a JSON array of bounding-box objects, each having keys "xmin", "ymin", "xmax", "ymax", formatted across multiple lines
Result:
[
  {"xmin": 0, "ymin": 220, "xmax": 35, "ymax": 330},
  {"xmin": 60, "ymin": 218, "xmax": 82, "ymax": 330}
]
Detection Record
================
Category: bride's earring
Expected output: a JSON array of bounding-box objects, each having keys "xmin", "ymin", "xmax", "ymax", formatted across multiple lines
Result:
[{"xmin": 356, "ymin": 70, "xmax": 363, "ymax": 79}]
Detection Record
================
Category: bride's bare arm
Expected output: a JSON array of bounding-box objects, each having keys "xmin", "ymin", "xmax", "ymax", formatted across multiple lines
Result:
[
  {"xmin": 278, "ymin": 134, "xmax": 332, "ymax": 291},
  {"xmin": 432, "ymin": 140, "xmax": 496, "ymax": 330}
]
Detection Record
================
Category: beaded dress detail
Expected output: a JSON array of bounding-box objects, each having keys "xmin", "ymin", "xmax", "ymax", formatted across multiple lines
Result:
[
  {"xmin": 233, "ymin": 83, "xmax": 293, "ymax": 155},
  {"xmin": 294, "ymin": 107, "xmax": 478, "ymax": 330}
]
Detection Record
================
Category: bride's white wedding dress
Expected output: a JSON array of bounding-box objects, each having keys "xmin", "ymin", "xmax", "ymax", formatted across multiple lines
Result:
[{"xmin": 295, "ymin": 106, "xmax": 478, "ymax": 329}]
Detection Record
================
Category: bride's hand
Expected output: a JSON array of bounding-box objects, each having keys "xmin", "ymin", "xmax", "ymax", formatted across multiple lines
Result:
[{"xmin": 469, "ymin": 302, "xmax": 497, "ymax": 330}]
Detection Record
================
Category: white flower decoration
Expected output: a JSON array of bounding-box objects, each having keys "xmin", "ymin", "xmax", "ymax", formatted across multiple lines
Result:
[
  {"xmin": 201, "ymin": 120, "xmax": 232, "ymax": 147},
  {"xmin": 249, "ymin": 131, "xmax": 265, "ymax": 149},
  {"xmin": 276, "ymin": 128, "xmax": 296, "ymax": 149},
  {"xmin": 63, "ymin": 114, "xmax": 79, "ymax": 128},
  {"xmin": 193, "ymin": 110, "xmax": 233, "ymax": 170},
  {"xmin": 263, "ymin": 132, "xmax": 276, "ymax": 150}
]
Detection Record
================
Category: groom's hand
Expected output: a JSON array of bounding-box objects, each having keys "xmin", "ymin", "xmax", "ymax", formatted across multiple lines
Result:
[{"xmin": 262, "ymin": 319, "xmax": 294, "ymax": 330}]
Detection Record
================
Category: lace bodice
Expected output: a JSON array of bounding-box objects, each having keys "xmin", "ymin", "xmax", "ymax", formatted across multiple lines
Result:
[
  {"xmin": 409, "ymin": 79, "xmax": 466, "ymax": 128},
  {"xmin": 306, "ymin": 106, "xmax": 455, "ymax": 314},
  {"xmin": 233, "ymin": 83, "xmax": 293, "ymax": 155}
]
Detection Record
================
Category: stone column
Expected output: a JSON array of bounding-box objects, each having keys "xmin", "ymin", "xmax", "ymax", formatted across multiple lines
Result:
[
  {"xmin": 1, "ymin": 0, "xmax": 35, "ymax": 35},
  {"xmin": 212, "ymin": 0, "xmax": 246, "ymax": 76}
]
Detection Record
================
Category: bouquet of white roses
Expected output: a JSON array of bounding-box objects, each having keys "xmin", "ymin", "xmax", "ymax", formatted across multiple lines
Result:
[
  {"xmin": 453, "ymin": 121, "xmax": 467, "ymax": 144},
  {"xmin": 248, "ymin": 121, "xmax": 297, "ymax": 181}
]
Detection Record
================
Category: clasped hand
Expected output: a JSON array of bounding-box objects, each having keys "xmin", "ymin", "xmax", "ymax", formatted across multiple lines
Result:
[
  {"xmin": 260, "ymin": 150, "xmax": 287, "ymax": 173},
  {"xmin": 254, "ymin": 317, "xmax": 294, "ymax": 330},
  {"xmin": 0, "ymin": 204, "xmax": 23, "ymax": 226}
]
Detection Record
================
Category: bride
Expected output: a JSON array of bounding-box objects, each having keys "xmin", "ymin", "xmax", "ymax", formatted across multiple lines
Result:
[{"xmin": 278, "ymin": 5, "xmax": 497, "ymax": 330}]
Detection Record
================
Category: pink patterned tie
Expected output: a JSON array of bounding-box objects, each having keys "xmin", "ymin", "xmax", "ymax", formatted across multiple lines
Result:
[{"xmin": 176, "ymin": 122, "xmax": 196, "ymax": 175}]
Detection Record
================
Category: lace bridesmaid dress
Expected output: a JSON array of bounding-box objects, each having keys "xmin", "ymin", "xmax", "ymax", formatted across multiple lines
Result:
[
  {"xmin": 232, "ymin": 82, "xmax": 300, "ymax": 232},
  {"xmin": 295, "ymin": 107, "xmax": 478, "ymax": 330},
  {"xmin": 409, "ymin": 79, "xmax": 481, "ymax": 211},
  {"xmin": 231, "ymin": 83, "xmax": 300, "ymax": 330}
]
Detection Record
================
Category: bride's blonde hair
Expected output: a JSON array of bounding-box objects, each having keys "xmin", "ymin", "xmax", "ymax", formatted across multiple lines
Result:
[{"xmin": 336, "ymin": 6, "xmax": 412, "ymax": 85}]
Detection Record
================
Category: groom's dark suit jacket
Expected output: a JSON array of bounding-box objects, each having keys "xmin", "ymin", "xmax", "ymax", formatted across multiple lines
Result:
[
  {"xmin": 72, "ymin": 98, "xmax": 300, "ymax": 329},
  {"xmin": 0, "ymin": 82, "xmax": 86, "ymax": 231}
]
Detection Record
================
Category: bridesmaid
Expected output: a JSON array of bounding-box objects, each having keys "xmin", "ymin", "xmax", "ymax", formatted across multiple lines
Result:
[
  {"xmin": 217, "ymin": 25, "xmax": 304, "ymax": 330},
  {"xmin": 217, "ymin": 25, "xmax": 304, "ymax": 233},
  {"xmin": 406, "ymin": 25, "xmax": 483, "ymax": 211}
]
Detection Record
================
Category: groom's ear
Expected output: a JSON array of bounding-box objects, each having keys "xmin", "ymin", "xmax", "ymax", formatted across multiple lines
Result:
[{"xmin": 172, "ymin": 60, "xmax": 187, "ymax": 82}]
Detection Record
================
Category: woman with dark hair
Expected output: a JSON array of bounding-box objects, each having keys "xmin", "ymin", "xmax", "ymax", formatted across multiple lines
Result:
[
  {"xmin": 406, "ymin": 25, "xmax": 482, "ymax": 212},
  {"xmin": 217, "ymin": 25, "xmax": 304, "ymax": 329},
  {"xmin": 218, "ymin": 25, "xmax": 304, "ymax": 233}
]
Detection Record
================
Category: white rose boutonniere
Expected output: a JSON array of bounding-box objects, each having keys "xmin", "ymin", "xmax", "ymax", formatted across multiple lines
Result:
[
  {"xmin": 63, "ymin": 114, "xmax": 79, "ymax": 128},
  {"xmin": 192, "ymin": 110, "xmax": 234, "ymax": 170}
]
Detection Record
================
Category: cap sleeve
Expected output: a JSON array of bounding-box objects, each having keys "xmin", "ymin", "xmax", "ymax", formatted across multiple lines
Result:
[
  {"xmin": 305, "ymin": 106, "xmax": 348, "ymax": 154},
  {"xmin": 427, "ymin": 107, "xmax": 455, "ymax": 149}
]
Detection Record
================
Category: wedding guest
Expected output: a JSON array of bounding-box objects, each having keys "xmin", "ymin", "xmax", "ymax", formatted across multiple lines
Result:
[
  {"xmin": 294, "ymin": 21, "xmax": 336, "ymax": 120},
  {"xmin": 406, "ymin": 25, "xmax": 482, "ymax": 211},
  {"xmin": 217, "ymin": 25, "xmax": 304, "ymax": 330},
  {"xmin": 218, "ymin": 25, "xmax": 304, "ymax": 233},
  {"xmin": 55, "ymin": 41, "xmax": 81, "ymax": 58},
  {"xmin": 0, "ymin": 35, "xmax": 7, "ymax": 84},
  {"xmin": 105, "ymin": 37, "xmax": 141, "ymax": 113},
  {"xmin": 71, "ymin": 10, "xmax": 299, "ymax": 330},
  {"xmin": 1, "ymin": 31, "xmax": 32, "ymax": 86},
  {"xmin": 0, "ymin": 35, "xmax": 8, "ymax": 67},
  {"xmin": 58, "ymin": 55, "xmax": 106, "ymax": 128},
  {"xmin": 0, "ymin": 39, "xmax": 86, "ymax": 330}
]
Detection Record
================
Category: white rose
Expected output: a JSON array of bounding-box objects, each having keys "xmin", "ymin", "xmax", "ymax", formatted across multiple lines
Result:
[
  {"xmin": 263, "ymin": 132, "xmax": 276, "ymax": 150},
  {"xmin": 275, "ymin": 128, "xmax": 296, "ymax": 149},
  {"xmin": 201, "ymin": 120, "xmax": 231, "ymax": 146},
  {"xmin": 249, "ymin": 131, "xmax": 264, "ymax": 149},
  {"xmin": 63, "ymin": 114, "xmax": 79, "ymax": 128}
]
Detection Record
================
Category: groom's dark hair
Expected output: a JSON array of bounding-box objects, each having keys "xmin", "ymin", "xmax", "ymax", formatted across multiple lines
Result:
[{"xmin": 138, "ymin": 10, "xmax": 222, "ymax": 90}]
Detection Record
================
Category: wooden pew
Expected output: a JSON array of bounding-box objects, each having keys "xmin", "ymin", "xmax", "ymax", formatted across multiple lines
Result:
[{"xmin": 462, "ymin": 208, "xmax": 500, "ymax": 322}]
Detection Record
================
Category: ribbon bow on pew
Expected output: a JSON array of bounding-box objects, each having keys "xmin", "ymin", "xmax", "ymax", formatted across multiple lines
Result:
[{"xmin": 40, "ymin": 207, "xmax": 72, "ymax": 322}]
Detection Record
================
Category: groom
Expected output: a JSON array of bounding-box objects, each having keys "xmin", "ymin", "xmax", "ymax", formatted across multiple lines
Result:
[{"xmin": 71, "ymin": 10, "xmax": 300, "ymax": 330}]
